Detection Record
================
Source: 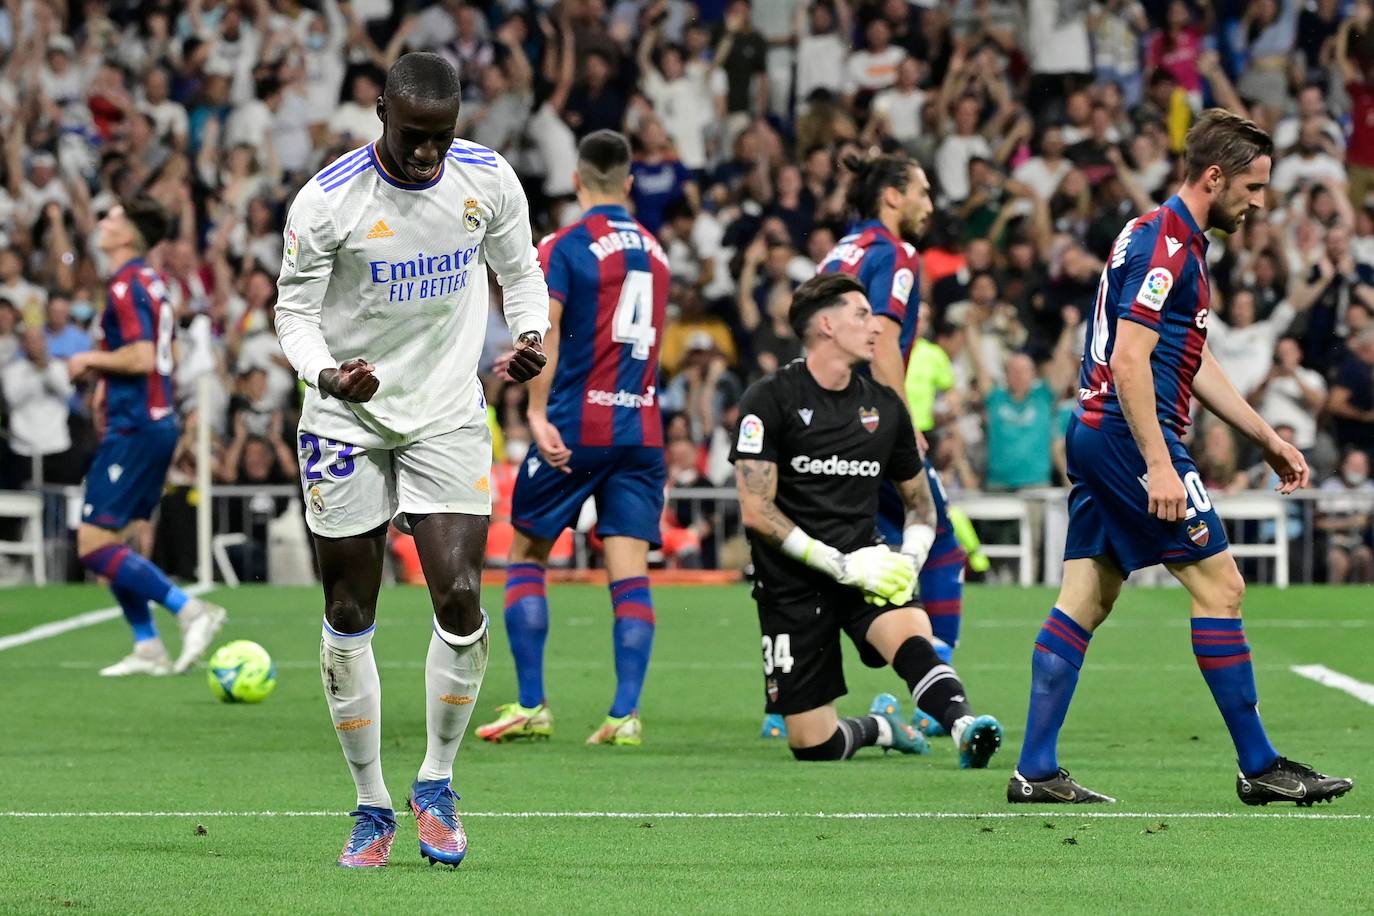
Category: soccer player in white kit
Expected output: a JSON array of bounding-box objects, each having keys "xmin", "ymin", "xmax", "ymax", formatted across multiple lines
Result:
[{"xmin": 274, "ymin": 53, "xmax": 549, "ymax": 869}]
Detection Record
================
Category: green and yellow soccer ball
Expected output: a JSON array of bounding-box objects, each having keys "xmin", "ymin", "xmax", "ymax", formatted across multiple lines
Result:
[{"xmin": 207, "ymin": 640, "xmax": 277, "ymax": 703}]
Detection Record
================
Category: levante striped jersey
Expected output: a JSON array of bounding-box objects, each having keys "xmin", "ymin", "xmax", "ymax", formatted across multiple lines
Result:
[
  {"xmin": 817, "ymin": 219, "xmax": 923, "ymax": 358},
  {"xmin": 102, "ymin": 258, "xmax": 175, "ymax": 432},
  {"xmin": 1076, "ymin": 195, "xmax": 1211, "ymax": 436},
  {"xmin": 537, "ymin": 204, "xmax": 670, "ymax": 448}
]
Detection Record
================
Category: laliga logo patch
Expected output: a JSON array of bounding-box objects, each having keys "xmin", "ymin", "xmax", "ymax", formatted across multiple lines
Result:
[
  {"xmin": 464, "ymin": 198, "xmax": 482, "ymax": 232},
  {"xmin": 1188, "ymin": 520, "xmax": 1210, "ymax": 547},
  {"xmin": 737, "ymin": 413, "xmax": 765, "ymax": 454},
  {"xmin": 310, "ymin": 484, "xmax": 325, "ymax": 515},
  {"xmin": 1136, "ymin": 267, "xmax": 1173, "ymax": 312},
  {"xmin": 859, "ymin": 407, "xmax": 880, "ymax": 433},
  {"xmin": 893, "ymin": 268, "xmax": 915, "ymax": 305},
  {"xmin": 283, "ymin": 228, "xmax": 298, "ymax": 272}
]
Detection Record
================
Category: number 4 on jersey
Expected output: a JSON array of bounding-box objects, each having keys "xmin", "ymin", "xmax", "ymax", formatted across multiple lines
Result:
[{"xmin": 612, "ymin": 269, "xmax": 657, "ymax": 360}]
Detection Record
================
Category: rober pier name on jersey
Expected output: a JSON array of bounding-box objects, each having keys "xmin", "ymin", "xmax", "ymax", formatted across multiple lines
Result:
[
  {"xmin": 586, "ymin": 221, "xmax": 671, "ymax": 267},
  {"xmin": 369, "ymin": 243, "xmax": 481, "ymax": 302}
]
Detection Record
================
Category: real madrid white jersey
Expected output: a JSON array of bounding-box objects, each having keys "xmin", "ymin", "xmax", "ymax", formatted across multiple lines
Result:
[{"xmin": 275, "ymin": 140, "xmax": 550, "ymax": 447}]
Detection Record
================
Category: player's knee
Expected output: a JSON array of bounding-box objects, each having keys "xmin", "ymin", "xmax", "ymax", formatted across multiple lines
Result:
[
  {"xmin": 76, "ymin": 524, "xmax": 116, "ymax": 558},
  {"xmin": 325, "ymin": 597, "xmax": 374, "ymax": 634},
  {"xmin": 1211, "ymin": 565, "xmax": 1246, "ymax": 615},
  {"xmin": 433, "ymin": 574, "xmax": 482, "ymax": 627}
]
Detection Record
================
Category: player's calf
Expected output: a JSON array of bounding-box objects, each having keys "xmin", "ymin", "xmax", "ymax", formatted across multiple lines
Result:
[
  {"xmin": 789, "ymin": 713, "xmax": 926, "ymax": 760},
  {"xmin": 879, "ymin": 631, "xmax": 1002, "ymax": 767}
]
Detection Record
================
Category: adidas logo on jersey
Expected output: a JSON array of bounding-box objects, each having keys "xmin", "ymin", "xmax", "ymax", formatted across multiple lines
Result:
[{"xmin": 367, "ymin": 219, "xmax": 395, "ymax": 239}]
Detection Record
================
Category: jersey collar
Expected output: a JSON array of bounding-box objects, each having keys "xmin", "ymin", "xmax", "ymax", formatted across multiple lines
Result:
[
  {"xmin": 111, "ymin": 257, "xmax": 144, "ymax": 277},
  {"xmin": 585, "ymin": 204, "xmax": 631, "ymax": 219},
  {"xmin": 853, "ymin": 218, "xmax": 899, "ymax": 245},
  {"xmin": 1163, "ymin": 195, "xmax": 1204, "ymax": 238},
  {"xmin": 368, "ymin": 142, "xmax": 445, "ymax": 191}
]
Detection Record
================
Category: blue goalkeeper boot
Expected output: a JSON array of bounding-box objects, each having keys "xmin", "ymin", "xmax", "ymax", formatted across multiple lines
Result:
[
  {"xmin": 953, "ymin": 714, "xmax": 1003, "ymax": 769},
  {"xmin": 869, "ymin": 694, "xmax": 930, "ymax": 755}
]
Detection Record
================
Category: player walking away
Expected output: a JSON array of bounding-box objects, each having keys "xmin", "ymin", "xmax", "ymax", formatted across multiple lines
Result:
[
  {"xmin": 69, "ymin": 196, "xmax": 226, "ymax": 678},
  {"xmin": 1009, "ymin": 110, "xmax": 1354, "ymax": 806},
  {"xmin": 477, "ymin": 130, "xmax": 670, "ymax": 748},
  {"xmin": 815, "ymin": 153, "xmax": 966, "ymax": 738},
  {"xmin": 732, "ymin": 273, "xmax": 1002, "ymax": 767},
  {"xmin": 274, "ymin": 52, "xmax": 550, "ymax": 868}
]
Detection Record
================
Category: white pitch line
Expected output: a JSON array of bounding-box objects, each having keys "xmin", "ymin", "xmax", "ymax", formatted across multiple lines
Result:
[
  {"xmin": 0, "ymin": 810, "xmax": 1367, "ymax": 820},
  {"xmin": 0, "ymin": 583, "xmax": 214, "ymax": 653},
  {"xmin": 1291, "ymin": 664, "xmax": 1374, "ymax": 706}
]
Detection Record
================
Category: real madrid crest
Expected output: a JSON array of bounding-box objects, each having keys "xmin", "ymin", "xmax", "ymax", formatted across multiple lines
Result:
[
  {"xmin": 309, "ymin": 485, "xmax": 325, "ymax": 515},
  {"xmin": 463, "ymin": 198, "xmax": 482, "ymax": 232}
]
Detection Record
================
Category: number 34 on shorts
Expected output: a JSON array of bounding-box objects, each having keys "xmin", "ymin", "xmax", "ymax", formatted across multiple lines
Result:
[{"xmin": 296, "ymin": 425, "xmax": 494, "ymax": 538}]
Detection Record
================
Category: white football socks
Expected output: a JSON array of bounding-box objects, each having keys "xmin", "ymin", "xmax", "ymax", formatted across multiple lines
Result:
[
  {"xmin": 417, "ymin": 613, "xmax": 489, "ymax": 783},
  {"xmin": 320, "ymin": 621, "xmax": 391, "ymax": 811}
]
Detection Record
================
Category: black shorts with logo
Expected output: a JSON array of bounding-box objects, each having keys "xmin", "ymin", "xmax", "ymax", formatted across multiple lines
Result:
[{"xmin": 754, "ymin": 577, "xmax": 894, "ymax": 716}]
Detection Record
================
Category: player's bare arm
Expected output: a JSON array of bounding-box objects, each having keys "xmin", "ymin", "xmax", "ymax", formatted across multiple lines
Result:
[
  {"xmin": 522, "ymin": 298, "xmax": 571, "ymax": 471},
  {"xmin": 895, "ymin": 473, "xmax": 936, "ymax": 531},
  {"xmin": 1111, "ymin": 320, "xmax": 1187, "ymax": 522},
  {"xmin": 735, "ymin": 459, "xmax": 798, "ymax": 547},
  {"xmin": 1192, "ymin": 344, "xmax": 1309, "ymax": 494},
  {"xmin": 67, "ymin": 340, "xmax": 154, "ymax": 380}
]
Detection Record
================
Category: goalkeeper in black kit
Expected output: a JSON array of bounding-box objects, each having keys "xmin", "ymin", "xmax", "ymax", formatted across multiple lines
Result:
[{"xmin": 731, "ymin": 273, "xmax": 1003, "ymax": 766}]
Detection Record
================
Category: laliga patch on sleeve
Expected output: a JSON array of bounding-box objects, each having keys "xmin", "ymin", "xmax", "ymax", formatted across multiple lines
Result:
[
  {"xmin": 1135, "ymin": 267, "xmax": 1173, "ymax": 311},
  {"xmin": 737, "ymin": 413, "xmax": 765, "ymax": 454},
  {"xmin": 893, "ymin": 268, "xmax": 915, "ymax": 305},
  {"xmin": 283, "ymin": 228, "xmax": 298, "ymax": 273}
]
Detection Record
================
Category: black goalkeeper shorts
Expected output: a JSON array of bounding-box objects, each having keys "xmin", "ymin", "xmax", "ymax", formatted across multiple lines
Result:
[{"xmin": 753, "ymin": 577, "xmax": 898, "ymax": 716}]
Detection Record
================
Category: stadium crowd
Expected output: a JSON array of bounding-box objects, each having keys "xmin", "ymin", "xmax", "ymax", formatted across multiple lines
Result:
[{"xmin": 1, "ymin": 0, "xmax": 1373, "ymax": 583}]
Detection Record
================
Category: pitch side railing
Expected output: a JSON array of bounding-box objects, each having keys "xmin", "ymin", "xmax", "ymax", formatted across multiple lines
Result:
[{"xmin": 5, "ymin": 482, "xmax": 1368, "ymax": 589}]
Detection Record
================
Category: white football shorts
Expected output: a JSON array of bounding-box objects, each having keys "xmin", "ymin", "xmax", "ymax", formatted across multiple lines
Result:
[{"xmin": 296, "ymin": 421, "xmax": 493, "ymax": 538}]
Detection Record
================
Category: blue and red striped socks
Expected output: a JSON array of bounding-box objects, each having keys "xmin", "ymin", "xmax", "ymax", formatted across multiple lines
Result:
[
  {"xmin": 1192, "ymin": 617, "xmax": 1279, "ymax": 777},
  {"xmin": 919, "ymin": 554, "xmax": 964, "ymax": 659},
  {"xmin": 81, "ymin": 544, "xmax": 189, "ymax": 642},
  {"xmin": 1017, "ymin": 607, "xmax": 1092, "ymax": 780},
  {"xmin": 503, "ymin": 563, "xmax": 549, "ymax": 708},
  {"xmin": 608, "ymin": 576, "xmax": 655, "ymax": 718}
]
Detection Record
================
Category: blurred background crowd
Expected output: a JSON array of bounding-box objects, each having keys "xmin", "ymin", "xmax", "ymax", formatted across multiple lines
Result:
[{"xmin": 1, "ymin": 0, "xmax": 1373, "ymax": 583}]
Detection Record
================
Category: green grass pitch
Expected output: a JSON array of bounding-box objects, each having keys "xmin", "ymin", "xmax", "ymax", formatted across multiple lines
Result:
[{"xmin": 1, "ymin": 583, "xmax": 1370, "ymax": 913}]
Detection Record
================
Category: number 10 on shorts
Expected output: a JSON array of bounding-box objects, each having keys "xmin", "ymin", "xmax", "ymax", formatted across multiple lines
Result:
[{"xmin": 762, "ymin": 634, "xmax": 794, "ymax": 675}]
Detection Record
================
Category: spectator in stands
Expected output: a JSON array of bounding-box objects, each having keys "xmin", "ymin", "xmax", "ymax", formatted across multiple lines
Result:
[
  {"xmin": 1316, "ymin": 449, "xmax": 1374, "ymax": 583},
  {"xmin": 794, "ymin": 0, "xmax": 851, "ymax": 108},
  {"xmin": 1328, "ymin": 326, "xmax": 1374, "ymax": 462},
  {"xmin": 714, "ymin": 0, "xmax": 769, "ymax": 141},
  {"xmin": 0, "ymin": 300, "xmax": 19, "ymax": 366},
  {"xmin": 0, "ymin": 249, "xmax": 45, "ymax": 329},
  {"xmin": 0, "ymin": 326, "xmax": 73, "ymax": 487},
  {"xmin": 1209, "ymin": 287, "xmax": 1305, "ymax": 397},
  {"xmin": 661, "ymin": 282, "xmax": 738, "ymax": 376},
  {"xmin": 1253, "ymin": 336, "xmax": 1329, "ymax": 459},
  {"xmin": 1195, "ymin": 422, "xmax": 1248, "ymax": 493},
  {"xmin": 660, "ymin": 331, "xmax": 743, "ymax": 443},
  {"xmin": 982, "ymin": 353, "xmax": 1060, "ymax": 491},
  {"xmin": 630, "ymin": 120, "xmax": 699, "ymax": 235},
  {"xmin": 42, "ymin": 295, "xmax": 92, "ymax": 361}
]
